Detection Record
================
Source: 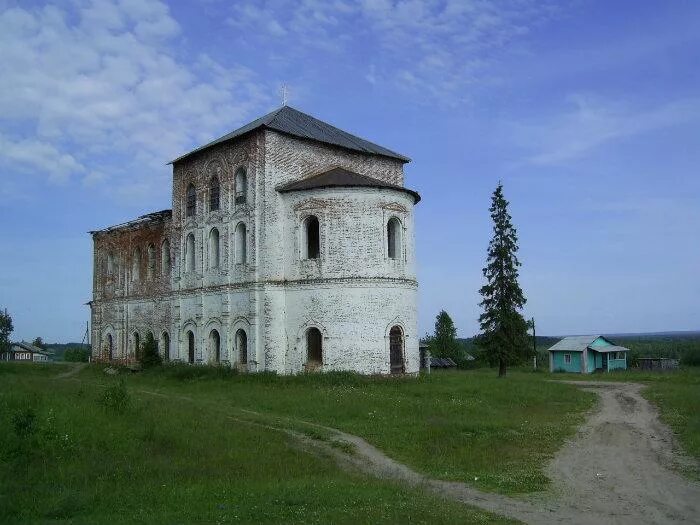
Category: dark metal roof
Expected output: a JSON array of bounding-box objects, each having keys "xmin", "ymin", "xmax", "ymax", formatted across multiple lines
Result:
[
  {"xmin": 90, "ymin": 209, "xmax": 172, "ymax": 235},
  {"xmin": 169, "ymin": 105, "xmax": 411, "ymax": 164},
  {"xmin": 276, "ymin": 167, "xmax": 420, "ymax": 203}
]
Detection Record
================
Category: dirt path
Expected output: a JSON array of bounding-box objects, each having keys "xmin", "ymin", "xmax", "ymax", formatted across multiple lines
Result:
[
  {"xmin": 64, "ymin": 369, "xmax": 700, "ymax": 524},
  {"xmin": 252, "ymin": 381, "xmax": 700, "ymax": 524},
  {"xmin": 541, "ymin": 381, "xmax": 700, "ymax": 524},
  {"xmin": 54, "ymin": 362, "xmax": 87, "ymax": 379}
]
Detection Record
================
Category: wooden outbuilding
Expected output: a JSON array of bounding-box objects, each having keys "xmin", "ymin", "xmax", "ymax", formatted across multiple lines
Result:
[{"xmin": 548, "ymin": 335, "xmax": 628, "ymax": 373}]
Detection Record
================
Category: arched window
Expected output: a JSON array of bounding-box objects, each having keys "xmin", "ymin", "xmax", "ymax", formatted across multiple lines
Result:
[
  {"xmin": 236, "ymin": 329, "xmax": 248, "ymax": 365},
  {"xmin": 187, "ymin": 330, "xmax": 195, "ymax": 363},
  {"xmin": 235, "ymin": 168, "xmax": 247, "ymax": 205},
  {"xmin": 387, "ymin": 218, "xmax": 401, "ymax": 260},
  {"xmin": 132, "ymin": 247, "xmax": 141, "ymax": 281},
  {"xmin": 305, "ymin": 216, "xmax": 320, "ymax": 259},
  {"xmin": 186, "ymin": 183, "xmax": 196, "ymax": 217},
  {"xmin": 161, "ymin": 240, "xmax": 171, "ymax": 275},
  {"xmin": 209, "ymin": 228, "xmax": 220, "ymax": 269},
  {"xmin": 147, "ymin": 244, "xmax": 156, "ymax": 279},
  {"xmin": 133, "ymin": 332, "xmax": 140, "ymax": 357},
  {"xmin": 306, "ymin": 327, "xmax": 323, "ymax": 366},
  {"xmin": 106, "ymin": 333, "xmax": 113, "ymax": 359},
  {"xmin": 160, "ymin": 331, "xmax": 170, "ymax": 361},
  {"xmin": 210, "ymin": 329, "xmax": 221, "ymax": 363},
  {"xmin": 209, "ymin": 176, "xmax": 220, "ymax": 211},
  {"xmin": 389, "ymin": 326, "xmax": 404, "ymax": 375},
  {"xmin": 106, "ymin": 252, "xmax": 115, "ymax": 275},
  {"xmin": 235, "ymin": 223, "xmax": 247, "ymax": 264},
  {"xmin": 185, "ymin": 233, "xmax": 195, "ymax": 272}
]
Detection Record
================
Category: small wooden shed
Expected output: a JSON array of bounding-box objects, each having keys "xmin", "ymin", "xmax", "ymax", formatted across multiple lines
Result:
[{"xmin": 548, "ymin": 335, "xmax": 628, "ymax": 373}]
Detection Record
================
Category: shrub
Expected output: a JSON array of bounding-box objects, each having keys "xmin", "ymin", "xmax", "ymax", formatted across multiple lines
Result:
[
  {"xmin": 160, "ymin": 362, "xmax": 237, "ymax": 381},
  {"xmin": 12, "ymin": 407, "xmax": 37, "ymax": 438},
  {"xmin": 100, "ymin": 380, "xmax": 130, "ymax": 414},
  {"xmin": 64, "ymin": 347, "xmax": 90, "ymax": 362},
  {"xmin": 681, "ymin": 346, "xmax": 700, "ymax": 367},
  {"xmin": 138, "ymin": 333, "xmax": 162, "ymax": 368}
]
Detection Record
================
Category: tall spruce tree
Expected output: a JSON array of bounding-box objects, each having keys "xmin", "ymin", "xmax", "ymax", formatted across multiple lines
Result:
[{"xmin": 476, "ymin": 183, "xmax": 529, "ymax": 377}]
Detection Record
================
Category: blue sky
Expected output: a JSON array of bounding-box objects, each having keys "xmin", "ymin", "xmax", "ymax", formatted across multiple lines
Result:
[{"xmin": 1, "ymin": 0, "xmax": 698, "ymax": 343}]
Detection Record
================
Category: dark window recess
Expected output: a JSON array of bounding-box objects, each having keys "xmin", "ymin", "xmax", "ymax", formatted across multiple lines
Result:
[
  {"xmin": 307, "ymin": 328, "xmax": 322, "ymax": 364},
  {"xmin": 188, "ymin": 331, "xmax": 195, "ymax": 363},
  {"xmin": 236, "ymin": 329, "xmax": 247, "ymax": 364},
  {"xmin": 387, "ymin": 220, "xmax": 397, "ymax": 259},
  {"xmin": 306, "ymin": 216, "xmax": 320, "ymax": 259},
  {"xmin": 209, "ymin": 177, "xmax": 220, "ymax": 211},
  {"xmin": 186, "ymin": 184, "xmax": 196, "ymax": 217},
  {"xmin": 389, "ymin": 326, "xmax": 404, "ymax": 374}
]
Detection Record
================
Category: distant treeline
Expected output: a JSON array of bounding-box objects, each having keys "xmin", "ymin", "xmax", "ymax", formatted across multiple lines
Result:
[{"xmin": 44, "ymin": 343, "xmax": 90, "ymax": 362}]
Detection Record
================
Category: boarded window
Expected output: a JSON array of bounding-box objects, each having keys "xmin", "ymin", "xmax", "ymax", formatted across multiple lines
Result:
[
  {"xmin": 387, "ymin": 218, "xmax": 401, "ymax": 259},
  {"xmin": 235, "ymin": 223, "xmax": 247, "ymax": 264},
  {"xmin": 235, "ymin": 168, "xmax": 247, "ymax": 205},
  {"xmin": 389, "ymin": 326, "xmax": 404, "ymax": 374},
  {"xmin": 132, "ymin": 248, "xmax": 141, "ymax": 282},
  {"xmin": 106, "ymin": 252, "xmax": 116, "ymax": 275},
  {"xmin": 185, "ymin": 233, "xmax": 195, "ymax": 272},
  {"xmin": 209, "ymin": 228, "xmax": 220, "ymax": 268},
  {"xmin": 186, "ymin": 183, "xmax": 196, "ymax": 217},
  {"xmin": 307, "ymin": 328, "xmax": 322, "ymax": 365},
  {"xmin": 209, "ymin": 176, "xmax": 220, "ymax": 211},
  {"xmin": 305, "ymin": 216, "xmax": 320, "ymax": 259},
  {"xmin": 161, "ymin": 240, "xmax": 171, "ymax": 275},
  {"xmin": 147, "ymin": 244, "xmax": 156, "ymax": 279}
]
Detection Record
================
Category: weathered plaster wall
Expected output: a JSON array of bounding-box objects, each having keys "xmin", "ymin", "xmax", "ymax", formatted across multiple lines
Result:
[{"xmin": 91, "ymin": 126, "xmax": 419, "ymax": 375}]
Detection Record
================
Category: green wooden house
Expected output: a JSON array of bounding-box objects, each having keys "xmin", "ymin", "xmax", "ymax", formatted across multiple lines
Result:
[{"xmin": 548, "ymin": 335, "xmax": 628, "ymax": 373}]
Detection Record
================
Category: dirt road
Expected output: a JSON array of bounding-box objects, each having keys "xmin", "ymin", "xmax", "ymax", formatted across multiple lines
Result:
[{"xmin": 299, "ymin": 381, "xmax": 700, "ymax": 524}]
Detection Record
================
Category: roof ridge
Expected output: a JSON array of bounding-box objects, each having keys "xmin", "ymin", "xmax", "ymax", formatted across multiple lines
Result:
[{"xmin": 169, "ymin": 106, "xmax": 410, "ymax": 164}]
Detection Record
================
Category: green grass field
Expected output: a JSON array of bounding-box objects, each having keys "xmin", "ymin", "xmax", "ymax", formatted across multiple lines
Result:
[
  {"xmin": 0, "ymin": 363, "xmax": 514, "ymax": 525},
  {"xmin": 1, "ymin": 363, "xmax": 698, "ymax": 524}
]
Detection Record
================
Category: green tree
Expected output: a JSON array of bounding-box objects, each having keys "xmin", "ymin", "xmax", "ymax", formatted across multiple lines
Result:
[
  {"xmin": 139, "ymin": 332, "xmax": 162, "ymax": 368},
  {"xmin": 32, "ymin": 337, "xmax": 46, "ymax": 350},
  {"xmin": 64, "ymin": 347, "xmax": 90, "ymax": 362},
  {"xmin": 0, "ymin": 308, "xmax": 13, "ymax": 354},
  {"xmin": 428, "ymin": 310, "xmax": 460, "ymax": 361},
  {"xmin": 476, "ymin": 183, "xmax": 529, "ymax": 377}
]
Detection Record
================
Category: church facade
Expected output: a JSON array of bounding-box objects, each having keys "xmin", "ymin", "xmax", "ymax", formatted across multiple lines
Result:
[{"xmin": 89, "ymin": 106, "xmax": 420, "ymax": 375}]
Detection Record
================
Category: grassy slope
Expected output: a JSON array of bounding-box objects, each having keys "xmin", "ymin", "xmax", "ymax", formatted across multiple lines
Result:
[
  {"xmin": 0, "ymin": 364, "xmax": 512, "ymax": 525},
  {"xmin": 553, "ymin": 368, "xmax": 700, "ymax": 462},
  {"xmin": 83, "ymin": 366, "xmax": 595, "ymax": 494}
]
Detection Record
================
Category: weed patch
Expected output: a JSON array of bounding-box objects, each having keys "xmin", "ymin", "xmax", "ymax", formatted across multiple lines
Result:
[{"xmin": 100, "ymin": 379, "xmax": 130, "ymax": 414}]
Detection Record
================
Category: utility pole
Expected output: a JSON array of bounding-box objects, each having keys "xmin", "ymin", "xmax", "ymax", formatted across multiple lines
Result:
[{"xmin": 531, "ymin": 317, "xmax": 537, "ymax": 370}]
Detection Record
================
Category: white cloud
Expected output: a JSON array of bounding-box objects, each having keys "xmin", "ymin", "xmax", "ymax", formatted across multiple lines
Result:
[
  {"xmin": 224, "ymin": 0, "xmax": 562, "ymax": 103},
  {"xmin": 510, "ymin": 96, "xmax": 700, "ymax": 165},
  {"xmin": 0, "ymin": 0, "xmax": 270, "ymax": 202},
  {"xmin": 0, "ymin": 134, "xmax": 85, "ymax": 184}
]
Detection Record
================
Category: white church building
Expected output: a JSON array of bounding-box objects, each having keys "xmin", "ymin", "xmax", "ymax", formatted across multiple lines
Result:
[{"xmin": 89, "ymin": 106, "xmax": 420, "ymax": 375}]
